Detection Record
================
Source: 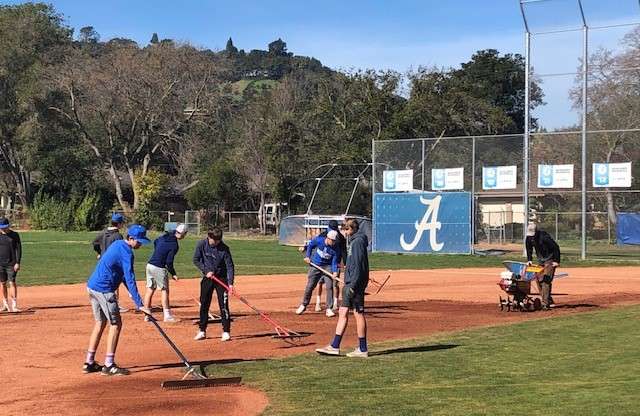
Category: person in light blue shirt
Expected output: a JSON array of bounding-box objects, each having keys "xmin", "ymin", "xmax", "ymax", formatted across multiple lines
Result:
[{"xmin": 83, "ymin": 224, "xmax": 151, "ymax": 376}]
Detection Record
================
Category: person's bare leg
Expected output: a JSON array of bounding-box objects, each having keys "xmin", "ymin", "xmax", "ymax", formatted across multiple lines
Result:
[
  {"xmin": 335, "ymin": 306, "xmax": 349, "ymax": 335},
  {"xmin": 106, "ymin": 322, "xmax": 122, "ymax": 355},
  {"xmin": 354, "ymin": 310, "xmax": 367, "ymax": 338},
  {"xmin": 88, "ymin": 320, "xmax": 107, "ymax": 352},
  {"xmin": 161, "ymin": 288, "xmax": 172, "ymax": 318},
  {"xmin": 9, "ymin": 281, "xmax": 17, "ymax": 301},
  {"xmin": 143, "ymin": 287, "xmax": 155, "ymax": 309},
  {"xmin": 0, "ymin": 282, "xmax": 7, "ymax": 306}
]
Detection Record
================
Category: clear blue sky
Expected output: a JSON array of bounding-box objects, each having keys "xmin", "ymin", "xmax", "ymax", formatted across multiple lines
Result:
[{"xmin": 6, "ymin": 0, "xmax": 640, "ymax": 130}]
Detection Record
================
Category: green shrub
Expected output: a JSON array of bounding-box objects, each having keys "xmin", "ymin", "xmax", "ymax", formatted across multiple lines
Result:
[{"xmin": 30, "ymin": 190, "xmax": 74, "ymax": 231}]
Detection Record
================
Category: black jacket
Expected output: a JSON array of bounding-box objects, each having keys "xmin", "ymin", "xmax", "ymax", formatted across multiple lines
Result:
[
  {"xmin": 526, "ymin": 230, "xmax": 561, "ymax": 264},
  {"xmin": 93, "ymin": 228, "xmax": 123, "ymax": 255},
  {"xmin": 0, "ymin": 230, "xmax": 21, "ymax": 266},
  {"xmin": 344, "ymin": 230, "xmax": 369, "ymax": 289},
  {"xmin": 193, "ymin": 239, "xmax": 235, "ymax": 285}
]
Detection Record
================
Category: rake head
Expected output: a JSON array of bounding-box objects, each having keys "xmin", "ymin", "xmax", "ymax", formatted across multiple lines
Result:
[{"xmin": 161, "ymin": 377, "xmax": 242, "ymax": 390}]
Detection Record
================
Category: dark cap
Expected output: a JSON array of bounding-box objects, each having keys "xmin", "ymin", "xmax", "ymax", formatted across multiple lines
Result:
[{"xmin": 0, "ymin": 218, "xmax": 9, "ymax": 229}]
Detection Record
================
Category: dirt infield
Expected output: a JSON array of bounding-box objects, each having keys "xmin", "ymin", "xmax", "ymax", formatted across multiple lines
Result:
[{"xmin": 1, "ymin": 266, "xmax": 639, "ymax": 416}]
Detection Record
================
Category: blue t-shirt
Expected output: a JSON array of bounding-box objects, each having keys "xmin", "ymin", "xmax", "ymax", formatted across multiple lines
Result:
[
  {"xmin": 87, "ymin": 240, "xmax": 143, "ymax": 307},
  {"xmin": 306, "ymin": 235, "xmax": 340, "ymax": 273},
  {"xmin": 148, "ymin": 232, "xmax": 179, "ymax": 276}
]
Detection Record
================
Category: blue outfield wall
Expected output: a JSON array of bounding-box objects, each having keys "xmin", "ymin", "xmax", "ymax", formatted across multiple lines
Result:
[{"xmin": 373, "ymin": 192, "xmax": 472, "ymax": 254}]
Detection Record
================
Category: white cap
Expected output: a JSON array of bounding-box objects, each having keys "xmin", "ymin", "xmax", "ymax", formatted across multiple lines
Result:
[
  {"xmin": 326, "ymin": 230, "xmax": 338, "ymax": 240},
  {"xmin": 526, "ymin": 223, "xmax": 537, "ymax": 237},
  {"xmin": 175, "ymin": 223, "xmax": 188, "ymax": 234}
]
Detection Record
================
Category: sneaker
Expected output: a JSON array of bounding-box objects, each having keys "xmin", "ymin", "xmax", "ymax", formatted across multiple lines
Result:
[
  {"xmin": 164, "ymin": 315, "xmax": 181, "ymax": 323},
  {"xmin": 119, "ymin": 307, "xmax": 129, "ymax": 313},
  {"xmin": 10, "ymin": 304, "xmax": 20, "ymax": 313},
  {"xmin": 346, "ymin": 348, "xmax": 369, "ymax": 358},
  {"xmin": 82, "ymin": 362, "xmax": 103, "ymax": 374},
  {"xmin": 221, "ymin": 332, "xmax": 231, "ymax": 342},
  {"xmin": 316, "ymin": 345, "xmax": 340, "ymax": 356},
  {"xmin": 325, "ymin": 308, "xmax": 336, "ymax": 318},
  {"xmin": 101, "ymin": 364, "xmax": 130, "ymax": 376},
  {"xmin": 295, "ymin": 304, "xmax": 306, "ymax": 315},
  {"xmin": 314, "ymin": 302, "xmax": 322, "ymax": 312},
  {"xmin": 194, "ymin": 331, "xmax": 206, "ymax": 341},
  {"xmin": 0, "ymin": 302, "xmax": 8, "ymax": 312}
]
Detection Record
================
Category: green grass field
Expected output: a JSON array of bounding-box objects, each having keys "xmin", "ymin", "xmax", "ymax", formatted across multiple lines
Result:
[
  {"xmin": 14, "ymin": 231, "xmax": 640, "ymax": 286},
  {"xmin": 209, "ymin": 305, "xmax": 640, "ymax": 415}
]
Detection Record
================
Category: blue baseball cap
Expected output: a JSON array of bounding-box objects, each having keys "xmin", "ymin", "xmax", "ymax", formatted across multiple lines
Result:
[
  {"xmin": 111, "ymin": 213, "xmax": 125, "ymax": 223},
  {"xmin": 0, "ymin": 218, "xmax": 9, "ymax": 229},
  {"xmin": 127, "ymin": 224, "xmax": 151, "ymax": 245}
]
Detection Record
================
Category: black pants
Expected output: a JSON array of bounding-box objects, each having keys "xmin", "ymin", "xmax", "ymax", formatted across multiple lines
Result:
[{"xmin": 199, "ymin": 278, "xmax": 231, "ymax": 333}]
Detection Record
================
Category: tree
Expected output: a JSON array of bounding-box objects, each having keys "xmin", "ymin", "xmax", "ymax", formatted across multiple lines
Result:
[
  {"xmin": 268, "ymin": 38, "xmax": 289, "ymax": 56},
  {"xmin": 150, "ymin": 32, "xmax": 159, "ymax": 44},
  {"xmin": 0, "ymin": 3, "xmax": 72, "ymax": 207},
  {"xmin": 225, "ymin": 37, "xmax": 238, "ymax": 55},
  {"xmin": 79, "ymin": 26, "xmax": 99, "ymax": 43},
  {"xmin": 47, "ymin": 42, "xmax": 229, "ymax": 215},
  {"xmin": 571, "ymin": 29, "xmax": 640, "ymax": 223}
]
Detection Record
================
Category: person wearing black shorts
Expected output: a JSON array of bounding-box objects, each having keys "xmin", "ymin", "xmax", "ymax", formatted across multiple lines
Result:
[
  {"xmin": 316, "ymin": 218, "xmax": 369, "ymax": 358},
  {"xmin": 0, "ymin": 218, "xmax": 22, "ymax": 312}
]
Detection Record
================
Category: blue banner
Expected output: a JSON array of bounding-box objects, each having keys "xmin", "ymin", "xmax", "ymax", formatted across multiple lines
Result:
[
  {"xmin": 616, "ymin": 212, "xmax": 640, "ymax": 245},
  {"xmin": 373, "ymin": 192, "xmax": 471, "ymax": 254}
]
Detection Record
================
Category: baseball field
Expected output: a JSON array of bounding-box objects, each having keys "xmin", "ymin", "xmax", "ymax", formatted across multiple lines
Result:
[{"xmin": 1, "ymin": 232, "xmax": 639, "ymax": 415}]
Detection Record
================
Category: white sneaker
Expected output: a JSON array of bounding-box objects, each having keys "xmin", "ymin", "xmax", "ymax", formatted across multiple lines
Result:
[
  {"xmin": 221, "ymin": 332, "xmax": 231, "ymax": 342},
  {"xmin": 164, "ymin": 315, "xmax": 180, "ymax": 323},
  {"xmin": 10, "ymin": 302, "xmax": 20, "ymax": 313},
  {"xmin": 194, "ymin": 331, "xmax": 206, "ymax": 341},
  {"xmin": 325, "ymin": 308, "xmax": 336, "ymax": 318},
  {"xmin": 314, "ymin": 302, "xmax": 322, "ymax": 312},
  {"xmin": 295, "ymin": 304, "xmax": 306, "ymax": 315},
  {"xmin": 346, "ymin": 348, "xmax": 369, "ymax": 358},
  {"xmin": 119, "ymin": 307, "xmax": 129, "ymax": 313},
  {"xmin": 315, "ymin": 345, "xmax": 340, "ymax": 356},
  {"xmin": 0, "ymin": 302, "xmax": 8, "ymax": 312}
]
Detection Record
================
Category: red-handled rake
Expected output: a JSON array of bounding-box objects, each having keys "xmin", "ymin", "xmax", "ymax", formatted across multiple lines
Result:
[
  {"xmin": 142, "ymin": 312, "xmax": 241, "ymax": 389},
  {"xmin": 208, "ymin": 275, "xmax": 311, "ymax": 344}
]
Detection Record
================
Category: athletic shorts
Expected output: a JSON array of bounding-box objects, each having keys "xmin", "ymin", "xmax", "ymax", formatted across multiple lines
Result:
[
  {"xmin": 88, "ymin": 288, "xmax": 121, "ymax": 325},
  {"xmin": 146, "ymin": 263, "xmax": 168, "ymax": 290},
  {"xmin": 341, "ymin": 285, "xmax": 365, "ymax": 313},
  {"xmin": 0, "ymin": 265, "xmax": 17, "ymax": 283}
]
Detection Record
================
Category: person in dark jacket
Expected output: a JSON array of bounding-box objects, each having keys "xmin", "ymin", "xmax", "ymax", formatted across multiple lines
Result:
[
  {"xmin": 92, "ymin": 213, "xmax": 125, "ymax": 259},
  {"xmin": 0, "ymin": 218, "xmax": 22, "ymax": 312},
  {"xmin": 193, "ymin": 227, "xmax": 235, "ymax": 342},
  {"xmin": 143, "ymin": 223, "xmax": 187, "ymax": 323},
  {"xmin": 525, "ymin": 223, "xmax": 561, "ymax": 310},
  {"xmin": 313, "ymin": 220, "xmax": 347, "ymax": 312},
  {"xmin": 316, "ymin": 218, "xmax": 370, "ymax": 358}
]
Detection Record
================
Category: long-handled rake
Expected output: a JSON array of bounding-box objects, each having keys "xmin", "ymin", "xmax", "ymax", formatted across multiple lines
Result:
[
  {"xmin": 369, "ymin": 272, "xmax": 392, "ymax": 295},
  {"xmin": 208, "ymin": 275, "xmax": 311, "ymax": 344},
  {"xmin": 310, "ymin": 263, "xmax": 391, "ymax": 295},
  {"xmin": 142, "ymin": 312, "xmax": 241, "ymax": 389}
]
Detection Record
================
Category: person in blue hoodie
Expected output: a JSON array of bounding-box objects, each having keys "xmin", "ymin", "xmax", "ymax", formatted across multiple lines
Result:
[
  {"xmin": 82, "ymin": 224, "xmax": 151, "ymax": 376},
  {"xmin": 316, "ymin": 218, "xmax": 370, "ymax": 358},
  {"xmin": 143, "ymin": 223, "xmax": 188, "ymax": 323},
  {"xmin": 296, "ymin": 229, "xmax": 341, "ymax": 318}
]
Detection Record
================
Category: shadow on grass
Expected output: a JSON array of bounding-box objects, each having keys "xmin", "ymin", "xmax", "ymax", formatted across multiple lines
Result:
[
  {"xmin": 371, "ymin": 344, "xmax": 459, "ymax": 356},
  {"xmin": 129, "ymin": 358, "xmax": 267, "ymax": 373}
]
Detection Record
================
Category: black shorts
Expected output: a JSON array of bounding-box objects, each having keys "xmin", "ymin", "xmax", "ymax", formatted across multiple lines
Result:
[
  {"xmin": 341, "ymin": 285, "xmax": 365, "ymax": 313},
  {"xmin": 0, "ymin": 265, "xmax": 17, "ymax": 283}
]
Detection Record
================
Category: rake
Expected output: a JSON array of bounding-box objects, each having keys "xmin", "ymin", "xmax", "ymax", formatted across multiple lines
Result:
[
  {"xmin": 142, "ymin": 312, "xmax": 241, "ymax": 389},
  {"xmin": 208, "ymin": 275, "xmax": 311, "ymax": 344},
  {"xmin": 311, "ymin": 263, "xmax": 391, "ymax": 295}
]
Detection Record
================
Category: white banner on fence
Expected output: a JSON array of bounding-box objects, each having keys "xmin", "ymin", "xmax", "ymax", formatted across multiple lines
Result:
[
  {"xmin": 592, "ymin": 162, "xmax": 632, "ymax": 188},
  {"xmin": 537, "ymin": 164, "xmax": 574, "ymax": 188},
  {"xmin": 431, "ymin": 167, "xmax": 464, "ymax": 191},
  {"xmin": 482, "ymin": 166, "xmax": 517, "ymax": 190},
  {"xmin": 383, "ymin": 169, "xmax": 414, "ymax": 192}
]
